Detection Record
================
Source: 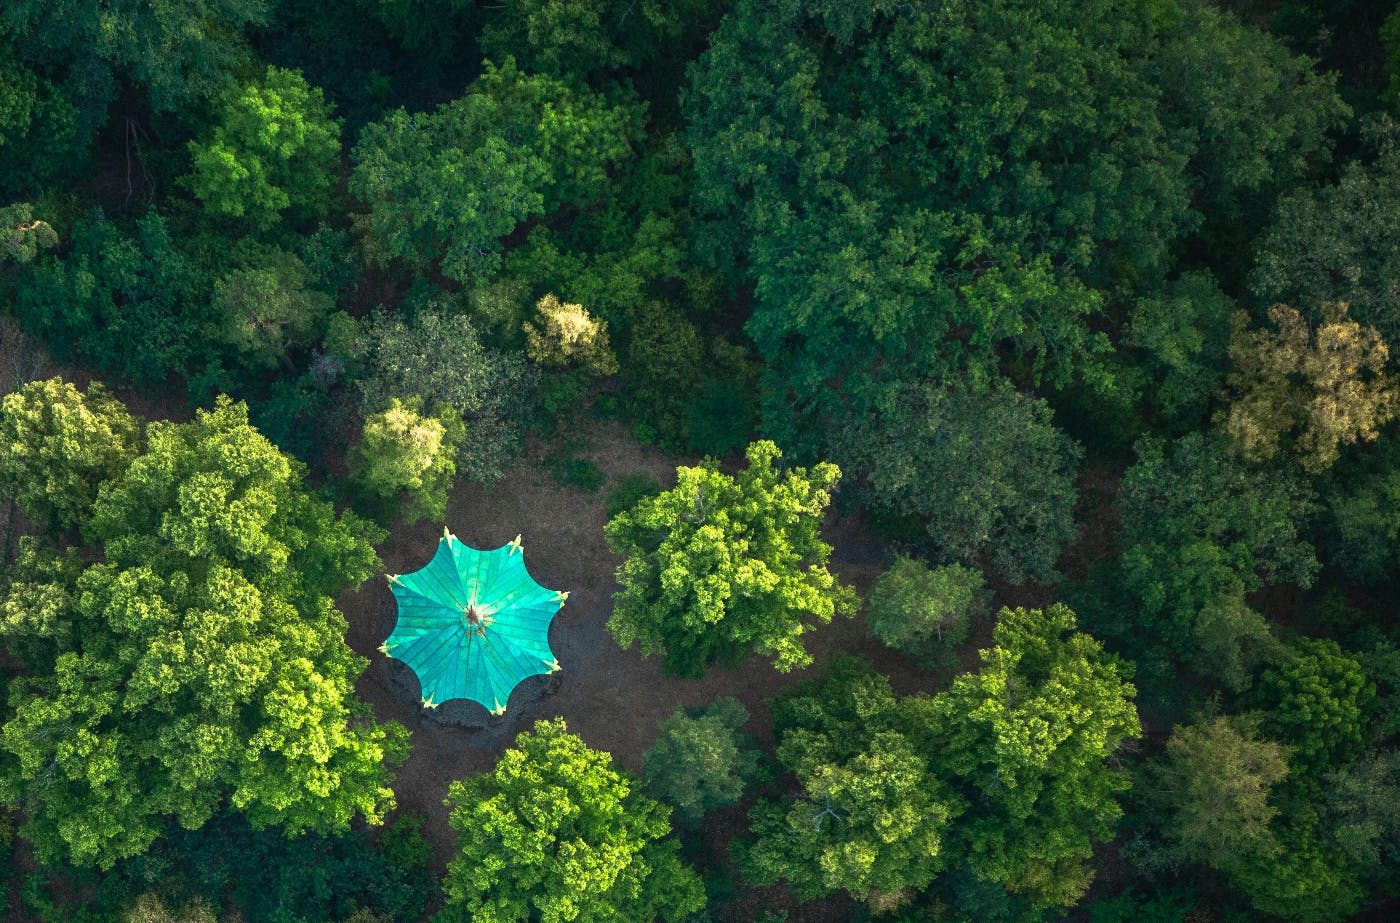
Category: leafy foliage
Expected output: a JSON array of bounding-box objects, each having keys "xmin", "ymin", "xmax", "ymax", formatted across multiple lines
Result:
[
  {"xmin": 438, "ymin": 718, "xmax": 704, "ymax": 923},
  {"xmin": 350, "ymin": 58, "xmax": 638, "ymax": 283},
  {"xmin": 0, "ymin": 394, "xmax": 405, "ymax": 869},
  {"xmin": 606, "ymin": 440, "xmax": 856, "ymax": 676},
  {"xmin": 336, "ymin": 297, "xmax": 534, "ymax": 484},
  {"xmin": 1221, "ymin": 302, "xmax": 1399, "ymax": 472},
  {"xmin": 828, "ymin": 376, "xmax": 1082, "ymax": 584},
  {"xmin": 931, "ymin": 605, "xmax": 1141, "ymax": 908},
  {"xmin": 1149, "ymin": 715, "xmax": 1290, "ymax": 872},
  {"xmin": 524, "ymin": 294, "xmax": 618, "ymax": 376},
  {"xmin": 643, "ymin": 697, "xmax": 759, "ymax": 827},
  {"xmin": 0, "ymin": 203, "xmax": 57, "ymax": 265},
  {"xmin": 0, "ymin": 377, "xmax": 139, "ymax": 532},
  {"xmin": 348, "ymin": 397, "xmax": 464, "ymax": 524},
  {"xmin": 1115, "ymin": 432, "xmax": 1318, "ymax": 664},
  {"xmin": 2, "ymin": 0, "xmax": 268, "ymax": 112},
  {"xmin": 186, "ymin": 66, "xmax": 341, "ymax": 230},
  {"xmin": 15, "ymin": 208, "xmax": 208, "ymax": 387},
  {"xmin": 1254, "ymin": 638, "xmax": 1376, "ymax": 780},
  {"xmin": 743, "ymin": 658, "xmax": 952, "ymax": 907},
  {"xmin": 863, "ymin": 557, "xmax": 990, "ymax": 659},
  {"xmin": 1251, "ymin": 123, "xmax": 1400, "ymax": 348}
]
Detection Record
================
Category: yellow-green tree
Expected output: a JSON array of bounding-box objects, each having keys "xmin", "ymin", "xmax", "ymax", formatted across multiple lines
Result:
[
  {"xmin": 1221, "ymin": 302, "xmax": 1399, "ymax": 472},
  {"xmin": 0, "ymin": 396, "xmax": 406, "ymax": 869},
  {"xmin": 348, "ymin": 398, "xmax": 464, "ymax": 524},
  {"xmin": 0, "ymin": 377, "xmax": 139, "ymax": 532},
  {"xmin": 523, "ymin": 293, "xmax": 618, "ymax": 376}
]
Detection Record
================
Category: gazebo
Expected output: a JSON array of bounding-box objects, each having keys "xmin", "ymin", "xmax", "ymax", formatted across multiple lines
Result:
[{"xmin": 379, "ymin": 528, "xmax": 566, "ymax": 716}]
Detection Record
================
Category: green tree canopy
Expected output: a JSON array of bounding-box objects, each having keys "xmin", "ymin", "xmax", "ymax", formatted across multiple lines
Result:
[
  {"xmin": 0, "ymin": 395, "xmax": 405, "ymax": 868},
  {"xmin": 350, "ymin": 58, "xmax": 638, "ymax": 283},
  {"xmin": 186, "ymin": 66, "xmax": 342, "ymax": 230},
  {"xmin": 210, "ymin": 246, "xmax": 332, "ymax": 372},
  {"xmin": 1149, "ymin": 715, "xmax": 1290, "ymax": 873},
  {"xmin": 605, "ymin": 440, "xmax": 856, "ymax": 677},
  {"xmin": 743, "ymin": 658, "xmax": 953, "ymax": 909},
  {"xmin": 1251, "ymin": 122, "xmax": 1400, "ymax": 350},
  {"xmin": 0, "ymin": 377, "xmax": 139, "ymax": 533},
  {"xmin": 931, "ymin": 605, "xmax": 1141, "ymax": 908},
  {"xmin": 828, "ymin": 376, "xmax": 1082, "ymax": 584},
  {"xmin": 1254, "ymin": 638, "xmax": 1376, "ymax": 780},
  {"xmin": 863, "ymin": 557, "xmax": 990, "ymax": 658},
  {"xmin": 2, "ymin": 0, "xmax": 268, "ymax": 112},
  {"xmin": 14, "ymin": 208, "xmax": 208, "ymax": 387},
  {"xmin": 643, "ymin": 697, "xmax": 760, "ymax": 828},
  {"xmin": 437, "ymin": 718, "xmax": 704, "ymax": 923},
  {"xmin": 333, "ymin": 295, "xmax": 533, "ymax": 484},
  {"xmin": 1115, "ymin": 432, "xmax": 1318, "ymax": 664}
]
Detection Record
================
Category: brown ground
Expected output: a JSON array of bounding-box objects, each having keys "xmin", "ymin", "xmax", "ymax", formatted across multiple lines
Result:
[{"xmin": 338, "ymin": 419, "xmax": 961, "ymax": 921}]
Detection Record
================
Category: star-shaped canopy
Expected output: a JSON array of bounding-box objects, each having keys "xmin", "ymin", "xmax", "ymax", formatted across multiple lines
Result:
[{"xmin": 381, "ymin": 529, "xmax": 566, "ymax": 715}]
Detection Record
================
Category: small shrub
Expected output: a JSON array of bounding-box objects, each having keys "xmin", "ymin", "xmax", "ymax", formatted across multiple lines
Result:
[{"xmin": 606, "ymin": 472, "xmax": 663, "ymax": 519}]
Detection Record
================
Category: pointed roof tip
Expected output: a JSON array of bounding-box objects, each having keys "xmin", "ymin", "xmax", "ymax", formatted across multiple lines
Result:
[
  {"xmin": 490, "ymin": 699, "xmax": 507, "ymax": 716},
  {"xmin": 552, "ymin": 590, "xmax": 570, "ymax": 605},
  {"xmin": 377, "ymin": 642, "xmax": 397, "ymax": 655},
  {"xmin": 386, "ymin": 573, "xmax": 401, "ymax": 586},
  {"xmin": 544, "ymin": 656, "xmax": 561, "ymax": 674},
  {"xmin": 422, "ymin": 694, "xmax": 440, "ymax": 710},
  {"xmin": 507, "ymin": 534, "xmax": 523, "ymax": 556}
]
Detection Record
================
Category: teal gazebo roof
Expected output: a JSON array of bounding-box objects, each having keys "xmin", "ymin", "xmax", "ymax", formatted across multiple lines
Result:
[{"xmin": 380, "ymin": 529, "xmax": 566, "ymax": 715}]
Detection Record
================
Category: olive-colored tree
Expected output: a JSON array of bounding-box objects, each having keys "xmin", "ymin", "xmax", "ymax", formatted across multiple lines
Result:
[{"xmin": 1222, "ymin": 302, "xmax": 1399, "ymax": 473}]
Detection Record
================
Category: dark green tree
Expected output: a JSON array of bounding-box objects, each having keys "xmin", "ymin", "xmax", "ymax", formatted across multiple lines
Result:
[
  {"xmin": 863, "ymin": 557, "xmax": 990, "ymax": 659},
  {"xmin": 349, "ymin": 58, "xmax": 638, "ymax": 283},
  {"xmin": 334, "ymin": 296, "xmax": 533, "ymax": 485},
  {"xmin": 1251, "ymin": 121, "xmax": 1400, "ymax": 348},
  {"xmin": 643, "ymin": 697, "xmax": 759, "ymax": 827},
  {"xmin": 1115, "ymin": 433, "xmax": 1318, "ymax": 665},
  {"xmin": 14, "ymin": 208, "xmax": 209, "ymax": 387},
  {"xmin": 2, "ymin": 0, "xmax": 268, "ymax": 112},
  {"xmin": 743, "ymin": 658, "xmax": 953, "ymax": 910},
  {"xmin": 828, "ymin": 376, "xmax": 1082, "ymax": 584}
]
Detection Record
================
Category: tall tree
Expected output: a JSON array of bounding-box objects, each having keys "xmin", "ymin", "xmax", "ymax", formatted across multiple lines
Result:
[
  {"xmin": 1251, "ymin": 122, "xmax": 1400, "ymax": 349},
  {"xmin": 14, "ymin": 208, "xmax": 208, "ymax": 387},
  {"xmin": 347, "ymin": 398, "xmax": 463, "ymax": 525},
  {"xmin": 437, "ymin": 718, "xmax": 704, "ymax": 923},
  {"xmin": 827, "ymin": 375, "xmax": 1082, "ymax": 584},
  {"xmin": 931, "ymin": 605, "xmax": 1140, "ymax": 908},
  {"xmin": 1149, "ymin": 715, "xmax": 1290, "ymax": 873},
  {"xmin": 334, "ymin": 296, "xmax": 533, "ymax": 485},
  {"xmin": 0, "ymin": 377, "xmax": 139, "ymax": 533},
  {"xmin": 350, "ymin": 58, "xmax": 638, "ymax": 283},
  {"xmin": 0, "ymin": 395, "xmax": 406, "ymax": 868},
  {"xmin": 643, "ymin": 697, "xmax": 760, "ymax": 828},
  {"xmin": 1115, "ymin": 432, "xmax": 1318, "ymax": 666},
  {"xmin": 2, "ymin": 0, "xmax": 268, "ymax": 112},
  {"xmin": 605, "ymin": 440, "xmax": 856, "ymax": 677}
]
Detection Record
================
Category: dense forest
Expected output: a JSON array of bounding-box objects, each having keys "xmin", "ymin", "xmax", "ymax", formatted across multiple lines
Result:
[{"xmin": 2, "ymin": 0, "xmax": 1400, "ymax": 920}]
